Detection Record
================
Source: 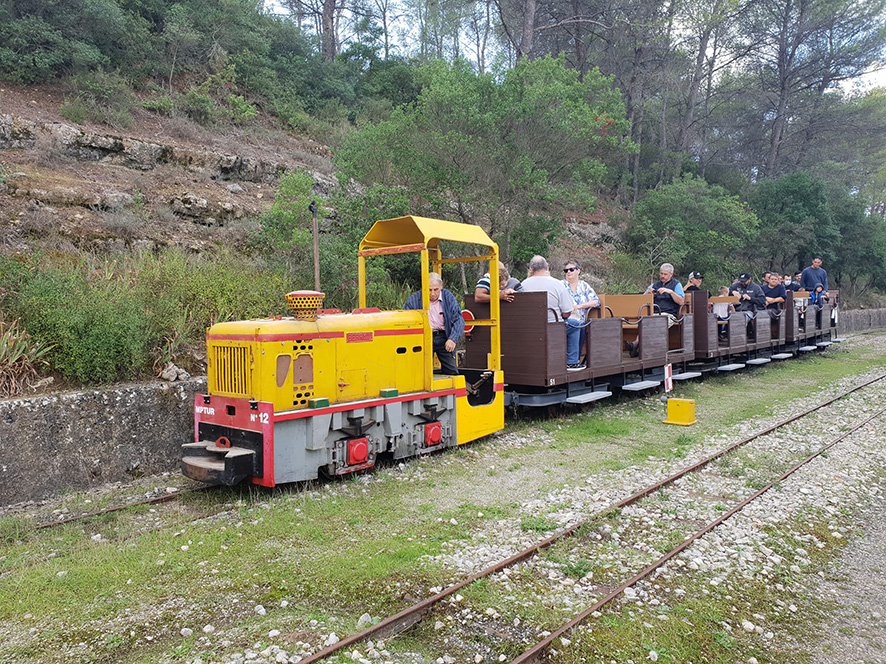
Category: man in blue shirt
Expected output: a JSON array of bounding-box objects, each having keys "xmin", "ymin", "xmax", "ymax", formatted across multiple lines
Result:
[
  {"xmin": 404, "ymin": 272, "xmax": 464, "ymax": 376},
  {"xmin": 799, "ymin": 257, "xmax": 829, "ymax": 296},
  {"xmin": 761, "ymin": 273, "xmax": 787, "ymax": 319},
  {"xmin": 645, "ymin": 263, "xmax": 685, "ymax": 317}
]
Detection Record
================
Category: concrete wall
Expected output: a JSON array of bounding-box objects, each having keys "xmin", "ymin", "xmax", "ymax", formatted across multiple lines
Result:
[{"xmin": 0, "ymin": 378, "xmax": 205, "ymax": 505}]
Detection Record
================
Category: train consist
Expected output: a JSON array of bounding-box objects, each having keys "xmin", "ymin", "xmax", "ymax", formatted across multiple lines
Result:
[{"xmin": 182, "ymin": 215, "xmax": 841, "ymax": 487}]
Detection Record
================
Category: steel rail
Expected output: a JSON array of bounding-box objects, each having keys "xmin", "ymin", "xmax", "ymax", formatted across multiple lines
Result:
[
  {"xmin": 33, "ymin": 486, "xmax": 212, "ymax": 531},
  {"xmin": 510, "ymin": 404, "xmax": 886, "ymax": 663},
  {"xmin": 298, "ymin": 372, "xmax": 886, "ymax": 664}
]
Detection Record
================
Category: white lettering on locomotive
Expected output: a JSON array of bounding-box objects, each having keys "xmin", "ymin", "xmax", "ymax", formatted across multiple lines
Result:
[{"xmin": 196, "ymin": 406, "xmax": 216, "ymax": 415}]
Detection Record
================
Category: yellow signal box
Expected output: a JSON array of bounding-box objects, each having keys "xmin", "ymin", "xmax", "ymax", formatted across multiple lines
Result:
[{"xmin": 663, "ymin": 398, "xmax": 697, "ymax": 426}]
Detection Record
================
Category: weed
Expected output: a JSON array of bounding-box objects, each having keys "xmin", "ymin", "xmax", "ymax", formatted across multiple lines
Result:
[{"xmin": 0, "ymin": 319, "xmax": 53, "ymax": 396}]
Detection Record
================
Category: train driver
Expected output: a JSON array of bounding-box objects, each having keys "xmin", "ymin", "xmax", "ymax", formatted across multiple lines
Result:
[{"xmin": 403, "ymin": 272, "xmax": 464, "ymax": 376}]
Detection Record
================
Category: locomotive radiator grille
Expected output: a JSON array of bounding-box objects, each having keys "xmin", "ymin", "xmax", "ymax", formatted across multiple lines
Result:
[{"xmin": 212, "ymin": 345, "xmax": 252, "ymax": 397}]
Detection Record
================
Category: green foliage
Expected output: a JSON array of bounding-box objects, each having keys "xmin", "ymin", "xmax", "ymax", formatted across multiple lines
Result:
[
  {"xmin": 627, "ymin": 175, "xmax": 759, "ymax": 281},
  {"xmin": 180, "ymin": 87, "xmax": 217, "ymax": 125},
  {"xmin": 0, "ymin": 250, "xmax": 290, "ymax": 384},
  {"xmin": 141, "ymin": 95, "xmax": 174, "ymax": 116},
  {"xmin": 59, "ymin": 69, "xmax": 137, "ymax": 128},
  {"xmin": 225, "ymin": 94, "xmax": 257, "ymax": 124},
  {"xmin": 257, "ymin": 170, "xmax": 316, "ymax": 279},
  {"xmin": 14, "ymin": 266, "xmax": 149, "ymax": 383},
  {"xmin": 749, "ymin": 171, "xmax": 837, "ymax": 272},
  {"xmin": 336, "ymin": 56, "xmax": 633, "ymax": 265}
]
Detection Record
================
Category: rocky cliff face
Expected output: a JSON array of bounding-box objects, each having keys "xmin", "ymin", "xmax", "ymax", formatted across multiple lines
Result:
[{"xmin": 0, "ymin": 85, "xmax": 335, "ymax": 255}]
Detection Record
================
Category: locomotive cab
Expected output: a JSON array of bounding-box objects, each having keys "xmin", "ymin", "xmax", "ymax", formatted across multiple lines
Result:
[{"xmin": 182, "ymin": 216, "xmax": 505, "ymax": 486}]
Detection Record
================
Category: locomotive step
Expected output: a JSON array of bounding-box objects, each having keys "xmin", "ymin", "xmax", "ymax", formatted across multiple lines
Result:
[{"xmin": 745, "ymin": 358, "xmax": 771, "ymax": 365}]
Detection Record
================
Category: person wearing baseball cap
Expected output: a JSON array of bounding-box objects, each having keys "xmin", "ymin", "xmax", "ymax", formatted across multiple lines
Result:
[
  {"xmin": 730, "ymin": 272, "xmax": 766, "ymax": 316},
  {"xmin": 685, "ymin": 271, "xmax": 704, "ymax": 292}
]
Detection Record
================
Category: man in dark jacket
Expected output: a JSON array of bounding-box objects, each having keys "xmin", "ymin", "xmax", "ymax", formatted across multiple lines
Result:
[
  {"xmin": 404, "ymin": 272, "xmax": 464, "ymax": 375},
  {"xmin": 730, "ymin": 272, "xmax": 767, "ymax": 313},
  {"xmin": 730, "ymin": 272, "xmax": 766, "ymax": 337}
]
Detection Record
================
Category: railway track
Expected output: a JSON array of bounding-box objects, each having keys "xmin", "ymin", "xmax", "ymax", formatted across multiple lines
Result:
[
  {"xmin": 0, "ymin": 485, "xmax": 227, "ymax": 580},
  {"xmin": 299, "ymin": 372, "xmax": 886, "ymax": 663},
  {"xmin": 32, "ymin": 485, "xmax": 212, "ymax": 531}
]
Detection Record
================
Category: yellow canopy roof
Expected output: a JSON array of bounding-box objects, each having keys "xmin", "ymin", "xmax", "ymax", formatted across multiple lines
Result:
[{"xmin": 359, "ymin": 215, "xmax": 496, "ymax": 252}]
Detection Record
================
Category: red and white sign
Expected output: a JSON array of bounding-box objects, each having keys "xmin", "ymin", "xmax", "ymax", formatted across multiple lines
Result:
[
  {"xmin": 461, "ymin": 309, "xmax": 475, "ymax": 334},
  {"xmin": 664, "ymin": 363, "xmax": 673, "ymax": 392}
]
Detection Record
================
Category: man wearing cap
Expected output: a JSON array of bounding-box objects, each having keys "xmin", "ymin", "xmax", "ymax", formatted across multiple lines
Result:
[{"xmin": 730, "ymin": 272, "xmax": 766, "ymax": 315}]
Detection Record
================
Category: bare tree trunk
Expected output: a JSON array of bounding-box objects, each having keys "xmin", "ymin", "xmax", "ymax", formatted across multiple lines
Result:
[
  {"xmin": 519, "ymin": 0, "xmax": 536, "ymax": 58},
  {"xmin": 321, "ymin": 0, "xmax": 337, "ymax": 62},
  {"xmin": 678, "ymin": 24, "xmax": 712, "ymax": 152},
  {"xmin": 572, "ymin": 0, "xmax": 584, "ymax": 79}
]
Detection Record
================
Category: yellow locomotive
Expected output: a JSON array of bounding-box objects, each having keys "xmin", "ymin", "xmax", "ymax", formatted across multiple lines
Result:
[{"xmin": 182, "ymin": 216, "xmax": 505, "ymax": 486}]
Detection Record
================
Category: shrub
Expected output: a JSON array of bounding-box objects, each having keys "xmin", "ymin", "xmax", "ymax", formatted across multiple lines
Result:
[
  {"xmin": 59, "ymin": 69, "xmax": 137, "ymax": 128},
  {"xmin": 1, "ymin": 250, "xmax": 295, "ymax": 385},
  {"xmin": 142, "ymin": 95, "xmax": 175, "ymax": 117},
  {"xmin": 225, "ymin": 94, "xmax": 257, "ymax": 124},
  {"xmin": 15, "ymin": 268, "xmax": 149, "ymax": 383},
  {"xmin": 181, "ymin": 88, "xmax": 218, "ymax": 125}
]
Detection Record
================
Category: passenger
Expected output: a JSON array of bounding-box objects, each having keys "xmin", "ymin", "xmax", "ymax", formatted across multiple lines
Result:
[
  {"xmin": 761, "ymin": 272, "xmax": 787, "ymax": 319},
  {"xmin": 730, "ymin": 272, "xmax": 767, "ymax": 335},
  {"xmin": 644, "ymin": 262, "xmax": 685, "ymax": 320},
  {"xmin": 712, "ymin": 286, "xmax": 734, "ymax": 339},
  {"xmin": 561, "ymin": 259, "xmax": 600, "ymax": 370},
  {"xmin": 624, "ymin": 263, "xmax": 686, "ymax": 358},
  {"xmin": 474, "ymin": 261, "xmax": 523, "ymax": 303},
  {"xmin": 684, "ymin": 271, "xmax": 709, "ymax": 296},
  {"xmin": 810, "ymin": 284, "xmax": 829, "ymax": 306},
  {"xmin": 403, "ymin": 272, "xmax": 464, "ymax": 376},
  {"xmin": 799, "ymin": 256, "xmax": 829, "ymax": 296},
  {"xmin": 783, "ymin": 273, "xmax": 800, "ymax": 292},
  {"xmin": 521, "ymin": 255, "xmax": 576, "ymax": 366}
]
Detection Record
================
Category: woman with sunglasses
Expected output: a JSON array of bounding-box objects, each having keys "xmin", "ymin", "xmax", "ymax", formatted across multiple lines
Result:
[{"xmin": 562, "ymin": 260, "xmax": 600, "ymax": 370}]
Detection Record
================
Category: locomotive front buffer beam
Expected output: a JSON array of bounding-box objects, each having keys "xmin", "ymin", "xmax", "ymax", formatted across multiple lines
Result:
[{"xmin": 181, "ymin": 441, "xmax": 259, "ymax": 486}]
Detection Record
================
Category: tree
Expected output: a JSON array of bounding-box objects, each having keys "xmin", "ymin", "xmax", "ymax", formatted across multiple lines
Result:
[
  {"xmin": 335, "ymin": 55, "xmax": 633, "ymax": 261},
  {"xmin": 749, "ymin": 171, "xmax": 837, "ymax": 273},
  {"xmin": 739, "ymin": 0, "xmax": 886, "ymax": 177},
  {"xmin": 627, "ymin": 174, "xmax": 759, "ymax": 279}
]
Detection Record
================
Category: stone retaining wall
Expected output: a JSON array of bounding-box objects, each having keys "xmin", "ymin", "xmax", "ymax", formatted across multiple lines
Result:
[
  {"xmin": 2, "ymin": 309, "xmax": 885, "ymax": 505},
  {"xmin": 837, "ymin": 308, "xmax": 886, "ymax": 333},
  {"xmin": 0, "ymin": 378, "xmax": 205, "ymax": 505}
]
